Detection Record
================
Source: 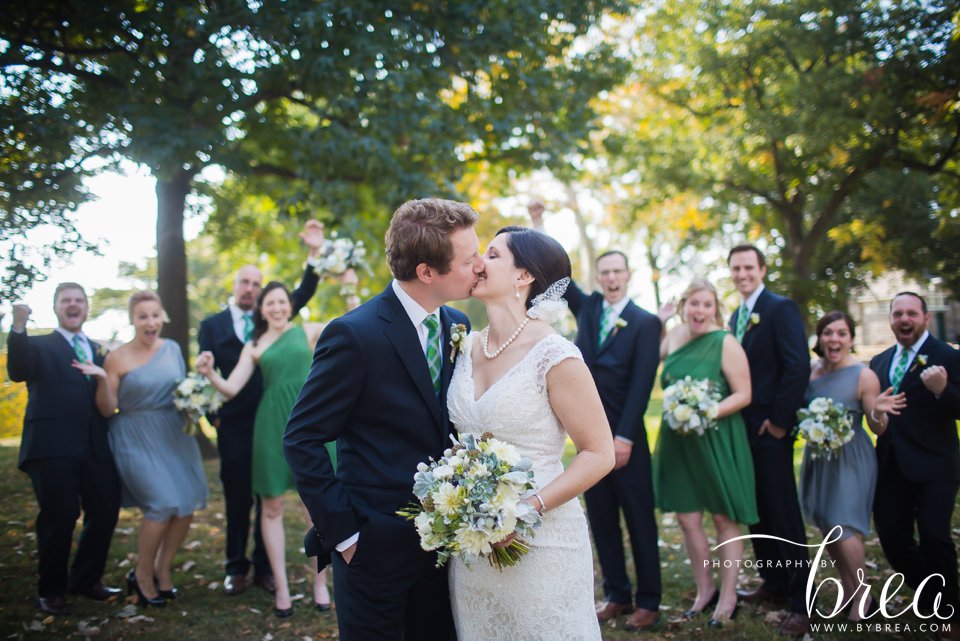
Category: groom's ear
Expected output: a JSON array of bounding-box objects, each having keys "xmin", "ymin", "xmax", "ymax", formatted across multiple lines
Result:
[{"xmin": 415, "ymin": 262, "xmax": 436, "ymax": 284}]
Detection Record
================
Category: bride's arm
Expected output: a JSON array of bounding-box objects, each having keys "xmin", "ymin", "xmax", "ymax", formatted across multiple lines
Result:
[{"xmin": 537, "ymin": 359, "xmax": 615, "ymax": 513}]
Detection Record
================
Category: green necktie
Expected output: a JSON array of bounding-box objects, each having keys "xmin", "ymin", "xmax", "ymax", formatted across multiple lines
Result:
[
  {"xmin": 242, "ymin": 312, "xmax": 254, "ymax": 342},
  {"xmin": 891, "ymin": 347, "xmax": 911, "ymax": 391},
  {"xmin": 72, "ymin": 335, "xmax": 89, "ymax": 363},
  {"xmin": 423, "ymin": 314, "xmax": 441, "ymax": 395},
  {"xmin": 598, "ymin": 305, "xmax": 614, "ymax": 346},
  {"xmin": 735, "ymin": 303, "xmax": 750, "ymax": 342}
]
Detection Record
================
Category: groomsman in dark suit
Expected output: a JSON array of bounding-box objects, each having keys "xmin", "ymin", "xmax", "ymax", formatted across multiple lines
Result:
[
  {"xmin": 727, "ymin": 245, "xmax": 811, "ymax": 636},
  {"xmin": 285, "ymin": 199, "xmax": 483, "ymax": 641},
  {"xmin": 7, "ymin": 284, "xmax": 122, "ymax": 615},
  {"xmin": 566, "ymin": 252, "xmax": 663, "ymax": 631},
  {"xmin": 529, "ymin": 204, "xmax": 661, "ymax": 630},
  {"xmin": 870, "ymin": 292, "xmax": 960, "ymax": 627},
  {"xmin": 198, "ymin": 223, "xmax": 324, "ymax": 595}
]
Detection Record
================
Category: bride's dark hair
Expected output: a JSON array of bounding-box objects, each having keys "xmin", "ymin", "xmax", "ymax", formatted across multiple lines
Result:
[{"xmin": 495, "ymin": 226, "xmax": 571, "ymax": 309}]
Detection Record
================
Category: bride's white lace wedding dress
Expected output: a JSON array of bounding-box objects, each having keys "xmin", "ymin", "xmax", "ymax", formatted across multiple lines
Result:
[{"xmin": 447, "ymin": 333, "xmax": 602, "ymax": 641}]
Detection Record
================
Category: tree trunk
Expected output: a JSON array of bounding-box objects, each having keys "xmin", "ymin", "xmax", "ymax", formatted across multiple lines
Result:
[
  {"xmin": 155, "ymin": 169, "xmax": 217, "ymax": 460},
  {"xmin": 564, "ymin": 184, "xmax": 597, "ymax": 285},
  {"xmin": 156, "ymin": 170, "xmax": 193, "ymax": 360}
]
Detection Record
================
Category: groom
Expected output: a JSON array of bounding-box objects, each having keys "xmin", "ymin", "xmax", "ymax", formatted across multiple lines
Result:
[{"xmin": 285, "ymin": 199, "xmax": 483, "ymax": 641}]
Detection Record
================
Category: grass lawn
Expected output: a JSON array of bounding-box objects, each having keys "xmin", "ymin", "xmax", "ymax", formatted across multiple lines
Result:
[{"xmin": 0, "ymin": 412, "xmax": 957, "ymax": 640}]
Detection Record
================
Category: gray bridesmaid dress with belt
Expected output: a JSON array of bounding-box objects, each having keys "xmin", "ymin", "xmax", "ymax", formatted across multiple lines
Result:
[
  {"xmin": 799, "ymin": 362, "xmax": 877, "ymax": 539},
  {"xmin": 109, "ymin": 340, "xmax": 207, "ymax": 521}
]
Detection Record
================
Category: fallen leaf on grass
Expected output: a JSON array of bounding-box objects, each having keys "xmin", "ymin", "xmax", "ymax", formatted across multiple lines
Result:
[
  {"xmin": 207, "ymin": 581, "xmax": 220, "ymax": 591},
  {"xmin": 765, "ymin": 610, "xmax": 786, "ymax": 623},
  {"xmin": 114, "ymin": 604, "xmax": 139, "ymax": 619},
  {"xmin": 181, "ymin": 560, "xmax": 196, "ymax": 572},
  {"xmin": 125, "ymin": 615, "xmax": 155, "ymax": 624},
  {"xmin": 186, "ymin": 540, "xmax": 202, "ymax": 550},
  {"xmin": 78, "ymin": 619, "xmax": 101, "ymax": 635},
  {"xmin": 42, "ymin": 615, "xmax": 54, "ymax": 625},
  {"xmin": 27, "ymin": 619, "xmax": 44, "ymax": 631}
]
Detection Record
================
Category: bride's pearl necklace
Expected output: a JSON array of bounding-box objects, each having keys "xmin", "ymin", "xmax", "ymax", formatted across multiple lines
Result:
[{"xmin": 482, "ymin": 317, "xmax": 530, "ymax": 359}]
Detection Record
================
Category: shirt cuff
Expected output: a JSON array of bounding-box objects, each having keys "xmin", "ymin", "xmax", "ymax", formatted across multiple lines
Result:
[
  {"xmin": 615, "ymin": 435, "xmax": 633, "ymax": 445},
  {"xmin": 335, "ymin": 533, "xmax": 359, "ymax": 552},
  {"xmin": 306, "ymin": 255, "xmax": 321, "ymax": 268}
]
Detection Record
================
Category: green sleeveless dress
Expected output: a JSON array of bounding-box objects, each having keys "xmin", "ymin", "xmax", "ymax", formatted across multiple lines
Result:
[
  {"xmin": 653, "ymin": 330, "xmax": 758, "ymax": 525},
  {"xmin": 253, "ymin": 326, "xmax": 336, "ymax": 498}
]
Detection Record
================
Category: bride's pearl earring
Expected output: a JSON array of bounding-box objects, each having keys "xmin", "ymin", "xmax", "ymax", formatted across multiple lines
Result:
[{"xmin": 515, "ymin": 283, "xmax": 521, "ymax": 299}]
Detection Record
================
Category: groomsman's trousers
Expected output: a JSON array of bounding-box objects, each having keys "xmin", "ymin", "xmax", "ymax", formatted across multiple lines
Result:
[
  {"xmin": 874, "ymin": 450, "xmax": 959, "ymax": 620},
  {"xmin": 24, "ymin": 456, "xmax": 120, "ymax": 598}
]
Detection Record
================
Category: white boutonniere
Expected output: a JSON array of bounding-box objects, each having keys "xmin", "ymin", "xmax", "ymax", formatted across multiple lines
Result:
[
  {"xmin": 910, "ymin": 354, "xmax": 929, "ymax": 372},
  {"xmin": 749, "ymin": 313, "xmax": 761, "ymax": 328},
  {"xmin": 612, "ymin": 317, "xmax": 628, "ymax": 336},
  {"xmin": 449, "ymin": 323, "xmax": 468, "ymax": 363}
]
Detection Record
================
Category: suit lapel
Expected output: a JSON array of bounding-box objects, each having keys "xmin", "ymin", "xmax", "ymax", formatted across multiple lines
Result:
[
  {"xmin": 439, "ymin": 307, "xmax": 456, "ymax": 398},
  {"xmin": 379, "ymin": 290, "xmax": 442, "ymax": 429},
  {"xmin": 220, "ymin": 308, "xmax": 242, "ymax": 345},
  {"xmin": 740, "ymin": 289, "xmax": 768, "ymax": 347},
  {"xmin": 876, "ymin": 346, "xmax": 895, "ymax": 389}
]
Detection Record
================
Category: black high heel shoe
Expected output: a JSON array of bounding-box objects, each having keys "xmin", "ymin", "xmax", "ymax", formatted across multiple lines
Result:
[
  {"xmin": 683, "ymin": 589, "xmax": 719, "ymax": 619},
  {"xmin": 707, "ymin": 603, "xmax": 739, "ymax": 629},
  {"xmin": 126, "ymin": 570, "xmax": 166, "ymax": 607},
  {"xmin": 275, "ymin": 606, "xmax": 294, "ymax": 618},
  {"xmin": 153, "ymin": 578, "xmax": 178, "ymax": 601}
]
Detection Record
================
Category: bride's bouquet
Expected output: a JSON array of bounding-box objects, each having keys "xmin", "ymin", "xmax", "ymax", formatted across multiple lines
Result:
[
  {"xmin": 797, "ymin": 397, "xmax": 854, "ymax": 459},
  {"xmin": 314, "ymin": 235, "xmax": 370, "ymax": 276},
  {"xmin": 173, "ymin": 373, "xmax": 225, "ymax": 436},
  {"xmin": 662, "ymin": 376, "xmax": 721, "ymax": 436},
  {"xmin": 398, "ymin": 432, "xmax": 542, "ymax": 570}
]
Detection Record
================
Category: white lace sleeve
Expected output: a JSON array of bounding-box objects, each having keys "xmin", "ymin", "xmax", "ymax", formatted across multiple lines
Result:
[{"xmin": 533, "ymin": 334, "xmax": 583, "ymax": 394}]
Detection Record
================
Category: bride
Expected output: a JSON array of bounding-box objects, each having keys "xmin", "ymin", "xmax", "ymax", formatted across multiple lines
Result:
[{"xmin": 447, "ymin": 226, "xmax": 615, "ymax": 641}]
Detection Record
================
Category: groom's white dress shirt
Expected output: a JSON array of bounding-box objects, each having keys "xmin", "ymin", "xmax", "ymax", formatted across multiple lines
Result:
[
  {"xmin": 335, "ymin": 279, "xmax": 440, "ymax": 553},
  {"xmin": 739, "ymin": 283, "xmax": 765, "ymax": 317}
]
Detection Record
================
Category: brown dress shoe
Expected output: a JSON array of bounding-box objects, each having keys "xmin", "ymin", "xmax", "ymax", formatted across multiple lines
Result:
[
  {"xmin": 624, "ymin": 607, "xmax": 660, "ymax": 631},
  {"xmin": 223, "ymin": 574, "xmax": 248, "ymax": 596},
  {"xmin": 37, "ymin": 595, "xmax": 69, "ymax": 615},
  {"xmin": 778, "ymin": 612, "xmax": 811, "ymax": 636},
  {"xmin": 737, "ymin": 586, "xmax": 788, "ymax": 605},
  {"xmin": 253, "ymin": 574, "xmax": 276, "ymax": 594},
  {"xmin": 595, "ymin": 601, "xmax": 633, "ymax": 622}
]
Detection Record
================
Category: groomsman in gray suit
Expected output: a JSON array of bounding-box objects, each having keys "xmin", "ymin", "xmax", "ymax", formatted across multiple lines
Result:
[{"xmin": 870, "ymin": 292, "xmax": 960, "ymax": 634}]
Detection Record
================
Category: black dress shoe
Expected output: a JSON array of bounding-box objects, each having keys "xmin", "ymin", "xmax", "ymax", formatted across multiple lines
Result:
[
  {"xmin": 153, "ymin": 578, "xmax": 178, "ymax": 600},
  {"xmin": 707, "ymin": 603, "xmax": 740, "ymax": 628},
  {"xmin": 683, "ymin": 589, "xmax": 719, "ymax": 619},
  {"xmin": 36, "ymin": 595, "xmax": 69, "ymax": 615},
  {"xmin": 126, "ymin": 570, "xmax": 166, "ymax": 607},
  {"xmin": 275, "ymin": 606, "xmax": 294, "ymax": 618},
  {"xmin": 253, "ymin": 574, "xmax": 276, "ymax": 594},
  {"xmin": 223, "ymin": 574, "xmax": 248, "ymax": 596},
  {"xmin": 71, "ymin": 582, "xmax": 123, "ymax": 601}
]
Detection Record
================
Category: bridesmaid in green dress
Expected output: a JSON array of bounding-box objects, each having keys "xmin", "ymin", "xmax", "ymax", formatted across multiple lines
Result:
[
  {"xmin": 198, "ymin": 282, "xmax": 334, "ymax": 617},
  {"xmin": 653, "ymin": 278, "xmax": 758, "ymax": 628}
]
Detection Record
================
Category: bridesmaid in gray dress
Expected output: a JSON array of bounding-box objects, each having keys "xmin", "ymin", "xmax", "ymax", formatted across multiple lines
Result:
[
  {"xmin": 799, "ymin": 311, "xmax": 904, "ymax": 620},
  {"xmin": 75, "ymin": 291, "xmax": 207, "ymax": 606}
]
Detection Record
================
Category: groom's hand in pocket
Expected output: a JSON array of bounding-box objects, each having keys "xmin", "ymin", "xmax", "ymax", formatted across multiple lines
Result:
[{"xmin": 341, "ymin": 542, "xmax": 358, "ymax": 564}]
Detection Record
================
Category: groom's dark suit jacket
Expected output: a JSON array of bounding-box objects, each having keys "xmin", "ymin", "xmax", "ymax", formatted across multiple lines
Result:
[
  {"xmin": 7, "ymin": 331, "xmax": 113, "ymax": 469},
  {"xmin": 284, "ymin": 284, "xmax": 468, "ymax": 571},
  {"xmin": 565, "ymin": 283, "xmax": 662, "ymax": 609}
]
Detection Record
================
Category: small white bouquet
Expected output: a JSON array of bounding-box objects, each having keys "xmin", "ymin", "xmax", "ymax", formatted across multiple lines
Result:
[
  {"xmin": 797, "ymin": 397, "xmax": 854, "ymax": 459},
  {"xmin": 398, "ymin": 432, "xmax": 542, "ymax": 569},
  {"xmin": 314, "ymin": 235, "xmax": 370, "ymax": 275},
  {"xmin": 662, "ymin": 376, "xmax": 721, "ymax": 436},
  {"xmin": 173, "ymin": 373, "xmax": 225, "ymax": 436}
]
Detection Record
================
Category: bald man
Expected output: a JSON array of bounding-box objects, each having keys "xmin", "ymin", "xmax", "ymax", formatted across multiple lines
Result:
[{"xmin": 198, "ymin": 222, "xmax": 324, "ymax": 595}]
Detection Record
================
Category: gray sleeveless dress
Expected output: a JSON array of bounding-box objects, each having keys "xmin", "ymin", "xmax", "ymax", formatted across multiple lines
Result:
[
  {"xmin": 108, "ymin": 340, "xmax": 207, "ymax": 521},
  {"xmin": 799, "ymin": 362, "xmax": 876, "ymax": 539}
]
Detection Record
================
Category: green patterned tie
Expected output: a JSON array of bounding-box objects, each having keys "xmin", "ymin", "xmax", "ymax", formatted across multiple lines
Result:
[
  {"xmin": 72, "ymin": 335, "xmax": 89, "ymax": 363},
  {"xmin": 242, "ymin": 312, "xmax": 254, "ymax": 342},
  {"xmin": 598, "ymin": 306, "xmax": 614, "ymax": 347},
  {"xmin": 891, "ymin": 347, "xmax": 911, "ymax": 391},
  {"xmin": 735, "ymin": 303, "xmax": 749, "ymax": 342},
  {"xmin": 423, "ymin": 314, "xmax": 441, "ymax": 395}
]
